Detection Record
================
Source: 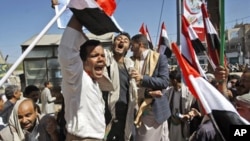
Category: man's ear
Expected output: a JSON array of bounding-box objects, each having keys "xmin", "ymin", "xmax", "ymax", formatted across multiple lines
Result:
[{"xmin": 13, "ymin": 91, "xmax": 19, "ymax": 98}]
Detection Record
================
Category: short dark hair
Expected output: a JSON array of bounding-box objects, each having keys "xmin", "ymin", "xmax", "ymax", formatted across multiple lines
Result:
[
  {"xmin": 23, "ymin": 85, "xmax": 39, "ymax": 97},
  {"xmin": 131, "ymin": 34, "xmax": 149, "ymax": 48},
  {"xmin": 169, "ymin": 70, "xmax": 182, "ymax": 83},
  {"xmin": 5, "ymin": 85, "xmax": 20, "ymax": 100},
  {"xmin": 114, "ymin": 32, "xmax": 130, "ymax": 41},
  {"xmin": 80, "ymin": 40, "xmax": 102, "ymax": 61},
  {"xmin": 44, "ymin": 81, "xmax": 50, "ymax": 87}
]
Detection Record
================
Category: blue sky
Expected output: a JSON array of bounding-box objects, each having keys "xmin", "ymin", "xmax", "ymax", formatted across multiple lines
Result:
[{"xmin": 0, "ymin": 0, "xmax": 250, "ymax": 63}]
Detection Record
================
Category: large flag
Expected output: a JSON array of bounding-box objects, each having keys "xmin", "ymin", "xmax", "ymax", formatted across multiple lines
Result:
[
  {"xmin": 181, "ymin": 15, "xmax": 206, "ymax": 78},
  {"xmin": 201, "ymin": 3, "xmax": 222, "ymax": 67},
  {"xmin": 68, "ymin": 0, "xmax": 122, "ymax": 35},
  {"xmin": 157, "ymin": 22, "xmax": 172, "ymax": 58},
  {"xmin": 139, "ymin": 23, "xmax": 154, "ymax": 50},
  {"xmin": 171, "ymin": 42, "xmax": 249, "ymax": 141}
]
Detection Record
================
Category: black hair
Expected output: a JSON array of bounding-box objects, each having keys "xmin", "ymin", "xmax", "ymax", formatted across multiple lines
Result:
[
  {"xmin": 80, "ymin": 39, "xmax": 102, "ymax": 61},
  {"xmin": 114, "ymin": 32, "xmax": 131, "ymax": 41},
  {"xmin": 23, "ymin": 85, "xmax": 39, "ymax": 97},
  {"xmin": 44, "ymin": 81, "xmax": 50, "ymax": 87},
  {"xmin": 131, "ymin": 34, "xmax": 149, "ymax": 48},
  {"xmin": 169, "ymin": 70, "xmax": 182, "ymax": 83}
]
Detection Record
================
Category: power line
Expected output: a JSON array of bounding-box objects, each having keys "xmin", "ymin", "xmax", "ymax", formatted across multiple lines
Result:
[{"xmin": 225, "ymin": 16, "xmax": 250, "ymax": 25}]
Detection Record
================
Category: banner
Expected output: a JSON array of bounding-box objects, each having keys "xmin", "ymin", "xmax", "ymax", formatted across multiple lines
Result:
[{"xmin": 183, "ymin": 0, "xmax": 205, "ymax": 42}]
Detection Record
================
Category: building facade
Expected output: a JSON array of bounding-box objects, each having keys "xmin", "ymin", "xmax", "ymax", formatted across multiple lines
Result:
[{"xmin": 225, "ymin": 23, "xmax": 250, "ymax": 65}]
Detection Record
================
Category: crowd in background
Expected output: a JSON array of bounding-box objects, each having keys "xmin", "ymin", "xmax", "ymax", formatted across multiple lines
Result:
[{"xmin": 0, "ymin": 55, "xmax": 249, "ymax": 141}]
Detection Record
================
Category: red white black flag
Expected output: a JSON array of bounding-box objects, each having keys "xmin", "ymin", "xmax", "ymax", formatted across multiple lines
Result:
[
  {"xmin": 181, "ymin": 15, "xmax": 206, "ymax": 78},
  {"xmin": 68, "ymin": 0, "xmax": 122, "ymax": 35},
  {"xmin": 201, "ymin": 3, "xmax": 223, "ymax": 67},
  {"xmin": 157, "ymin": 22, "xmax": 172, "ymax": 58},
  {"xmin": 139, "ymin": 23, "xmax": 154, "ymax": 50},
  {"xmin": 172, "ymin": 42, "xmax": 249, "ymax": 141}
]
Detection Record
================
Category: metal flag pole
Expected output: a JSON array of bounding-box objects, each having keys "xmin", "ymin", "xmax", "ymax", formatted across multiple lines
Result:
[
  {"xmin": 176, "ymin": 0, "xmax": 182, "ymax": 46},
  {"xmin": 0, "ymin": 4, "xmax": 68, "ymax": 87}
]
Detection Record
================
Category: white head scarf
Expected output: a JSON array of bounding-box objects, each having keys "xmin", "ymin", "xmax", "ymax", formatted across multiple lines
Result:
[
  {"xmin": 8, "ymin": 97, "xmax": 40, "ymax": 141},
  {"xmin": 8, "ymin": 97, "xmax": 27, "ymax": 140}
]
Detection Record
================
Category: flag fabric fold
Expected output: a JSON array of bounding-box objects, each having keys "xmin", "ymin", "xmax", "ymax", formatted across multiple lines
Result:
[
  {"xmin": 68, "ymin": 0, "xmax": 122, "ymax": 35},
  {"xmin": 139, "ymin": 23, "xmax": 146, "ymax": 35},
  {"xmin": 157, "ymin": 22, "xmax": 172, "ymax": 58},
  {"xmin": 96, "ymin": 0, "xmax": 116, "ymax": 16},
  {"xmin": 139, "ymin": 23, "xmax": 154, "ymax": 50},
  {"xmin": 145, "ymin": 25, "xmax": 154, "ymax": 50},
  {"xmin": 201, "ymin": 3, "xmax": 222, "ymax": 67},
  {"xmin": 171, "ymin": 42, "xmax": 249, "ymax": 141},
  {"xmin": 181, "ymin": 15, "xmax": 206, "ymax": 78}
]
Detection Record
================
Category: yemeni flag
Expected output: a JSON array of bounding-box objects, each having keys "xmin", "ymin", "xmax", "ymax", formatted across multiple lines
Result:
[
  {"xmin": 181, "ymin": 15, "xmax": 206, "ymax": 78},
  {"xmin": 139, "ymin": 23, "xmax": 154, "ymax": 50},
  {"xmin": 201, "ymin": 3, "xmax": 226, "ymax": 67},
  {"xmin": 96, "ymin": 0, "xmax": 116, "ymax": 16},
  {"xmin": 68, "ymin": 0, "xmax": 122, "ymax": 35},
  {"xmin": 157, "ymin": 22, "xmax": 172, "ymax": 58},
  {"xmin": 171, "ymin": 42, "xmax": 249, "ymax": 141}
]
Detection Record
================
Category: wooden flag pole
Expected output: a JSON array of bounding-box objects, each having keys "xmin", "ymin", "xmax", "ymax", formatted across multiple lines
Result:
[{"xmin": 0, "ymin": 4, "xmax": 67, "ymax": 87}]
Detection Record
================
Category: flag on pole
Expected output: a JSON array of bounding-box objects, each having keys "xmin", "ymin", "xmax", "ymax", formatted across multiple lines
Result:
[
  {"xmin": 181, "ymin": 15, "xmax": 206, "ymax": 78},
  {"xmin": 139, "ymin": 23, "xmax": 146, "ymax": 35},
  {"xmin": 157, "ymin": 22, "xmax": 172, "ymax": 58},
  {"xmin": 139, "ymin": 23, "xmax": 154, "ymax": 50},
  {"xmin": 145, "ymin": 25, "xmax": 154, "ymax": 50},
  {"xmin": 182, "ymin": 16, "xmax": 206, "ymax": 54},
  {"xmin": 171, "ymin": 42, "xmax": 249, "ymax": 141},
  {"xmin": 68, "ymin": 0, "xmax": 122, "ymax": 35},
  {"xmin": 201, "ymin": 3, "xmax": 222, "ymax": 67}
]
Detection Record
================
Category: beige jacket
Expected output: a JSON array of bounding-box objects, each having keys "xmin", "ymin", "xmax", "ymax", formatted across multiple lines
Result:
[{"xmin": 104, "ymin": 50, "xmax": 137, "ymax": 141}]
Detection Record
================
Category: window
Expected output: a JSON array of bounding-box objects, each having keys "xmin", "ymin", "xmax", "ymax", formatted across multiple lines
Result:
[
  {"xmin": 24, "ymin": 60, "xmax": 47, "ymax": 86},
  {"xmin": 25, "ymin": 48, "xmax": 53, "ymax": 58}
]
